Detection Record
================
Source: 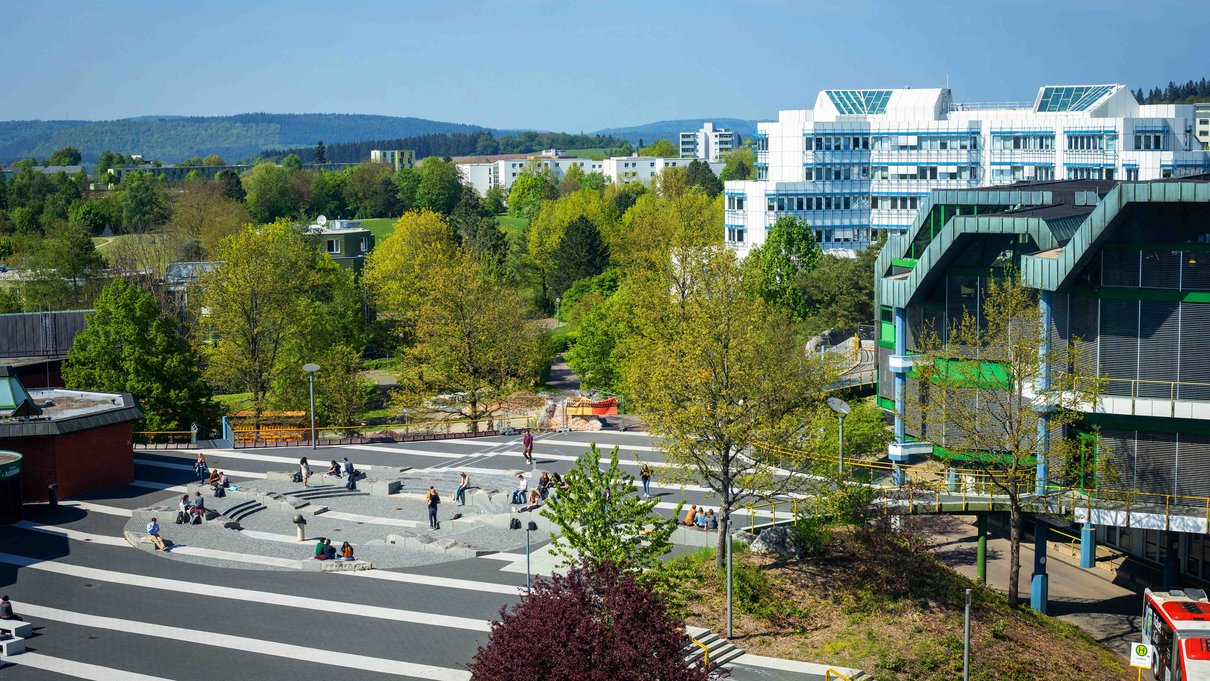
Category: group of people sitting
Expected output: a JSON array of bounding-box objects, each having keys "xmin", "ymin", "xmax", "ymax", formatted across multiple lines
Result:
[
  {"xmin": 175, "ymin": 492, "xmax": 207, "ymax": 525},
  {"xmin": 680, "ymin": 505, "xmax": 719, "ymax": 530},
  {"xmin": 313, "ymin": 537, "xmax": 356, "ymax": 562},
  {"xmin": 511, "ymin": 471, "xmax": 570, "ymax": 513},
  {"xmin": 206, "ymin": 469, "xmax": 230, "ymax": 497},
  {"xmin": 324, "ymin": 458, "xmax": 358, "ymax": 479}
]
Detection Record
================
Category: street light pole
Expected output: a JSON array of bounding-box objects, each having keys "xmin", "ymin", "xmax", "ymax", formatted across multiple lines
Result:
[
  {"xmin": 963, "ymin": 588, "xmax": 972, "ymax": 681},
  {"xmin": 827, "ymin": 397, "xmax": 851, "ymax": 476},
  {"xmin": 302, "ymin": 363, "xmax": 321, "ymax": 450},
  {"xmin": 838, "ymin": 413, "xmax": 846, "ymax": 475}
]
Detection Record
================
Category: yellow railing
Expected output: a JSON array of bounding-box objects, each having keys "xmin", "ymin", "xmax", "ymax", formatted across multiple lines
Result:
[
  {"xmin": 688, "ymin": 636, "xmax": 709, "ymax": 668},
  {"xmin": 825, "ymin": 669, "xmax": 854, "ymax": 681}
]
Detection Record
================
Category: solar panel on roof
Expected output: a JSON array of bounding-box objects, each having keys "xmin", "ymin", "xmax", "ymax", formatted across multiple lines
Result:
[
  {"xmin": 1036, "ymin": 85, "xmax": 1116, "ymax": 112},
  {"xmin": 826, "ymin": 89, "xmax": 893, "ymax": 115}
]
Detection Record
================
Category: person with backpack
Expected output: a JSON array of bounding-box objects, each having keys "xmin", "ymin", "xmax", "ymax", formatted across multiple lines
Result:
[
  {"xmin": 176, "ymin": 494, "xmax": 191, "ymax": 525},
  {"xmin": 189, "ymin": 491, "xmax": 206, "ymax": 523},
  {"xmin": 425, "ymin": 486, "xmax": 441, "ymax": 530}
]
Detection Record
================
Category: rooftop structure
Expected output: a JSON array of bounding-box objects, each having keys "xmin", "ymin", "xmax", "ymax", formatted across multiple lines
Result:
[{"xmin": 725, "ymin": 83, "xmax": 1210, "ymax": 257}]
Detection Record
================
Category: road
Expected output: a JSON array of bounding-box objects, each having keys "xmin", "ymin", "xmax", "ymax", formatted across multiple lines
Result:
[{"xmin": 0, "ymin": 431, "xmax": 832, "ymax": 680}]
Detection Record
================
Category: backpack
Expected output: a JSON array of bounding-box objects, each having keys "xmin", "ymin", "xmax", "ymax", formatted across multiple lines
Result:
[
  {"xmin": 292, "ymin": 471, "xmax": 303, "ymax": 483},
  {"xmin": 176, "ymin": 511, "xmax": 187, "ymax": 524},
  {"xmin": 214, "ymin": 485, "xmax": 226, "ymax": 498}
]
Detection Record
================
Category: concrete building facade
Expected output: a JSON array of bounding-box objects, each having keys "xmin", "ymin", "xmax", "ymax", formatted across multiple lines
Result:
[
  {"xmin": 726, "ymin": 84, "xmax": 1210, "ymax": 257},
  {"xmin": 370, "ymin": 149, "xmax": 417, "ymax": 172},
  {"xmin": 875, "ymin": 177, "xmax": 1210, "ymax": 587},
  {"xmin": 456, "ymin": 149, "xmax": 724, "ymax": 197},
  {"xmin": 679, "ymin": 122, "xmax": 739, "ymax": 162}
]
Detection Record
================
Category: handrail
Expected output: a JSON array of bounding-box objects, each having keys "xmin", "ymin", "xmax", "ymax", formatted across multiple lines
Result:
[
  {"xmin": 825, "ymin": 669, "xmax": 854, "ymax": 681},
  {"xmin": 688, "ymin": 636, "xmax": 709, "ymax": 668}
]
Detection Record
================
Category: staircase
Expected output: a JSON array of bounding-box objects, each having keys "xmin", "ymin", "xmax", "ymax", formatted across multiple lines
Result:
[
  {"xmin": 221, "ymin": 500, "xmax": 267, "ymax": 522},
  {"xmin": 289, "ymin": 485, "xmax": 369, "ymax": 502},
  {"xmin": 684, "ymin": 626, "xmax": 744, "ymax": 671}
]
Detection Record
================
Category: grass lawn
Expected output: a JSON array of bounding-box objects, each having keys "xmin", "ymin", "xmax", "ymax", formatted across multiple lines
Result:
[
  {"xmin": 359, "ymin": 217, "xmax": 398, "ymax": 241},
  {"xmin": 213, "ymin": 392, "xmax": 253, "ymax": 413},
  {"xmin": 92, "ymin": 233, "xmax": 162, "ymax": 264},
  {"xmin": 496, "ymin": 215, "xmax": 527, "ymax": 238}
]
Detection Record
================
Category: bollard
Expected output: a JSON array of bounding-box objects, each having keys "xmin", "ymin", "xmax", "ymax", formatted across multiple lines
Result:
[
  {"xmin": 292, "ymin": 514, "xmax": 307, "ymax": 541},
  {"xmin": 47, "ymin": 484, "xmax": 58, "ymax": 510}
]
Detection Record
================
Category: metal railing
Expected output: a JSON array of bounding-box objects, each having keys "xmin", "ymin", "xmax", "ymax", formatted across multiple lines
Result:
[
  {"xmin": 1101, "ymin": 376, "xmax": 1210, "ymax": 417},
  {"xmin": 688, "ymin": 635, "xmax": 710, "ymax": 668},
  {"xmin": 825, "ymin": 669, "xmax": 855, "ymax": 681}
]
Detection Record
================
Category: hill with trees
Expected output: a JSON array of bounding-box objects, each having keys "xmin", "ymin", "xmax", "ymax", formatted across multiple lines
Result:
[
  {"xmin": 0, "ymin": 113, "xmax": 489, "ymax": 164},
  {"xmin": 592, "ymin": 118, "xmax": 759, "ymax": 145},
  {"xmin": 263, "ymin": 131, "xmax": 631, "ymax": 164},
  {"xmin": 1132, "ymin": 77, "xmax": 1210, "ymax": 104}
]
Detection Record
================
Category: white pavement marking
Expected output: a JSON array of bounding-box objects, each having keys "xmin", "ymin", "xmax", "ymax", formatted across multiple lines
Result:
[
  {"xmin": 443, "ymin": 437, "xmax": 659, "ymax": 453},
  {"xmin": 337, "ymin": 568, "xmax": 524, "ymax": 596},
  {"xmin": 0, "ymin": 552, "xmax": 490, "ymax": 632},
  {"xmin": 135, "ymin": 459, "xmax": 267, "ymax": 479},
  {"xmin": 61, "ymin": 501, "xmax": 133, "ymax": 517},
  {"xmin": 17, "ymin": 603, "xmax": 473, "ymax": 681},
  {"xmin": 342, "ymin": 444, "xmax": 465, "ymax": 459},
  {"xmin": 130, "ymin": 480, "xmax": 188, "ymax": 493},
  {"xmin": 13, "ymin": 521, "xmax": 130, "ymax": 547},
  {"xmin": 4, "ymin": 652, "xmax": 176, "ymax": 681},
  {"xmin": 239, "ymin": 529, "xmax": 307, "ymax": 544},
  {"xmin": 321, "ymin": 510, "xmax": 425, "ymax": 528}
]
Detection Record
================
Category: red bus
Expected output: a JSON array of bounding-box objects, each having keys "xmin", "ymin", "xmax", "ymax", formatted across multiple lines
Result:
[{"xmin": 1143, "ymin": 588, "xmax": 1210, "ymax": 680}]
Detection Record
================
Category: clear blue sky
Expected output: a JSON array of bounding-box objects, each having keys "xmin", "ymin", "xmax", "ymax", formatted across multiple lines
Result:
[{"xmin": 4, "ymin": 0, "xmax": 1206, "ymax": 131}]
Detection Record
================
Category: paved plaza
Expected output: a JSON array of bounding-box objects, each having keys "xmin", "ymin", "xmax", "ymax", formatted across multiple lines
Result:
[{"xmin": 0, "ymin": 431, "xmax": 840, "ymax": 681}]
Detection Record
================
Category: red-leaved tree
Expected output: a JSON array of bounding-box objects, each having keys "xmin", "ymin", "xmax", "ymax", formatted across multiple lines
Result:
[{"xmin": 468, "ymin": 560, "xmax": 708, "ymax": 681}]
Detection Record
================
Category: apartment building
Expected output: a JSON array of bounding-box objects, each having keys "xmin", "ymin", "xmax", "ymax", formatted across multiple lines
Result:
[{"xmin": 679, "ymin": 122, "xmax": 739, "ymax": 162}]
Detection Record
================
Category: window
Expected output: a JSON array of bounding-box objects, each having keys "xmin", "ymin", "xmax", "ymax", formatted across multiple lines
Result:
[
  {"xmin": 1126, "ymin": 167, "xmax": 1139, "ymax": 181},
  {"xmin": 726, "ymin": 226, "xmax": 745, "ymax": 242},
  {"xmin": 359, "ymin": 237, "xmax": 369, "ymax": 253},
  {"xmin": 326, "ymin": 239, "xmax": 341, "ymax": 255},
  {"xmin": 1134, "ymin": 133, "xmax": 1165, "ymax": 151}
]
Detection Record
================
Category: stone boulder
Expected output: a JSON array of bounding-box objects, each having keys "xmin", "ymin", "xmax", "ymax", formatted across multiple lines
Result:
[
  {"xmin": 750, "ymin": 526, "xmax": 799, "ymax": 558},
  {"xmin": 732, "ymin": 529, "xmax": 757, "ymax": 546}
]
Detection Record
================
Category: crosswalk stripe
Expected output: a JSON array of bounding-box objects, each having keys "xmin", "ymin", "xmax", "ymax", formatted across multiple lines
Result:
[
  {"xmin": 0, "ymin": 552, "xmax": 490, "ymax": 632},
  {"xmin": 61, "ymin": 500, "xmax": 133, "ymax": 517},
  {"xmin": 342, "ymin": 444, "xmax": 466, "ymax": 459},
  {"xmin": 335, "ymin": 568, "xmax": 523, "ymax": 595},
  {"xmin": 13, "ymin": 521, "xmax": 130, "ymax": 547},
  {"xmin": 16, "ymin": 602, "xmax": 472, "ymax": 681},
  {"xmin": 4, "ymin": 651, "xmax": 176, "ymax": 681},
  {"xmin": 444, "ymin": 438, "xmax": 659, "ymax": 453}
]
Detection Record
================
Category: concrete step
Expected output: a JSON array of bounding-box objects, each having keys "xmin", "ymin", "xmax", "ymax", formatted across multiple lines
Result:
[
  {"xmin": 683, "ymin": 626, "xmax": 742, "ymax": 670},
  {"xmin": 222, "ymin": 500, "xmax": 267, "ymax": 522}
]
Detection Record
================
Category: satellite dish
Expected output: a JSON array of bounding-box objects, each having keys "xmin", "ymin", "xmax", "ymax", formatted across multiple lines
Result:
[
  {"xmin": 316, "ymin": 215, "xmax": 327, "ymax": 226},
  {"xmin": 826, "ymin": 397, "xmax": 851, "ymax": 416}
]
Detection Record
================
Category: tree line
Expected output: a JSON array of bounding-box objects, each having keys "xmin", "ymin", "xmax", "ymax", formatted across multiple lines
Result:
[
  {"xmin": 1133, "ymin": 77, "xmax": 1210, "ymax": 104},
  {"xmin": 263, "ymin": 130, "xmax": 632, "ymax": 164}
]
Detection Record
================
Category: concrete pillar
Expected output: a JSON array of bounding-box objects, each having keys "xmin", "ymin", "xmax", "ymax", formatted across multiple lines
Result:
[
  {"xmin": 1079, "ymin": 523, "xmax": 1097, "ymax": 569},
  {"xmin": 976, "ymin": 513, "xmax": 988, "ymax": 584},
  {"xmin": 947, "ymin": 467, "xmax": 958, "ymax": 493},
  {"xmin": 891, "ymin": 306, "xmax": 909, "ymax": 487},
  {"xmin": 1031, "ymin": 519, "xmax": 1049, "ymax": 614},
  {"xmin": 1162, "ymin": 531, "xmax": 1181, "ymax": 588},
  {"xmin": 1035, "ymin": 290, "xmax": 1052, "ymax": 496}
]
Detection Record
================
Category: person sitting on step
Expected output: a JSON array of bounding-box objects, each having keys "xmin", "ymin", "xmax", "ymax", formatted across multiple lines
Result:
[
  {"xmin": 681, "ymin": 504, "xmax": 698, "ymax": 527},
  {"xmin": 146, "ymin": 518, "xmax": 167, "ymax": 551},
  {"xmin": 176, "ymin": 494, "xmax": 192, "ymax": 524},
  {"xmin": 706, "ymin": 509, "xmax": 719, "ymax": 530},
  {"xmin": 189, "ymin": 491, "xmax": 206, "ymax": 523},
  {"xmin": 513, "ymin": 490, "xmax": 542, "ymax": 513},
  {"xmin": 511, "ymin": 474, "xmax": 528, "ymax": 505},
  {"xmin": 339, "ymin": 541, "xmax": 355, "ymax": 562},
  {"xmin": 326, "ymin": 460, "xmax": 342, "ymax": 478},
  {"xmin": 0, "ymin": 595, "xmax": 21, "ymax": 621}
]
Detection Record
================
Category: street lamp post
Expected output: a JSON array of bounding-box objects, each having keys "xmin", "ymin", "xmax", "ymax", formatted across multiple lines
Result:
[
  {"xmin": 511, "ymin": 518, "xmax": 539, "ymax": 590},
  {"xmin": 963, "ymin": 588, "xmax": 972, "ymax": 680},
  {"xmin": 827, "ymin": 397, "xmax": 851, "ymax": 475},
  {"xmin": 303, "ymin": 363, "xmax": 321, "ymax": 450}
]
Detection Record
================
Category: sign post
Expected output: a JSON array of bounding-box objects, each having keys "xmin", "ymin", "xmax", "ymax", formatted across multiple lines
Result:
[{"xmin": 1129, "ymin": 641, "xmax": 1153, "ymax": 681}]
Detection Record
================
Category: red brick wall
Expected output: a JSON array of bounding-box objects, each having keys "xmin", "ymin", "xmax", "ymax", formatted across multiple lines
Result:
[{"xmin": 7, "ymin": 423, "xmax": 135, "ymax": 502}]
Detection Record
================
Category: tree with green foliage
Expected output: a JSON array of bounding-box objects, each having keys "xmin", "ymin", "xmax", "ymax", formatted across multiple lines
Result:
[
  {"xmin": 639, "ymin": 139, "xmax": 678, "ymax": 157},
  {"xmin": 214, "ymin": 169, "xmax": 245, "ymax": 202},
  {"xmin": 68, "ymin": 198, "xmax": 119, "ymax": 235},
  {"xmin": 242, "ymin": 163, "xmax": 293, "ymax": 223},
  {"xmin": 414, "ymin": 157, "xmax": 463, "ymax": 215},
  {"xmin": 742, "ymin": 215, "xmax": 822, "ymax": 321},
  {"xmin": 542, "ymin": 444, "xmax": 680, "ymax": 570},
  {"xmin": 364, "ymin": 210, "xmax": 458, "ymax": 321},
  {"xmin": 557, "ymin": 268, "xmax": 620, "ymax": 323},
  {"xmin": 196, "ymin": 220, "xmax": 347, "ymax": 424},
  {"xmin": 394, "ymin": 166, "xmax": 421, "ymax": 212},
  {"xmin": 308, "ymin": 169, "xmax": 349, "ymax": 218},
  {"xmin": 684, "ymin": 160, "xmax": 722, "ymax": 197},
  {"xmin": 171, "ymin": 179, "xmax": 251, "ymax": 253},
  {"xmin": 22, "ymin": 222, "xmax": 108, "ymax": 310},
  {"xmin": 565, "ymin": 297, "xmax": 625, "ymax": 392},
  {"xmin": 391, "ymin": 250, "xmax": 541, "ymax": 428},
  {"xmin": 622, "ymin": 245, "xmax": 830, "ymax": 567},
  {"xmin": 506, "ymin": 163, "xmax": 557, "ymax": 222},
  {"xmin": 179, "ymin": 157, "xmax": 204, "ymax": 167},
  {"xmin": 482, "ymin": 185, "xmax": 506, "ymax": 215},
  {"xmin": 202, "ymin": 154, "xmax": 225, "ymax": 166},
  {"xmin": 557, "ymin": 163, "xmax": 584, "ymax": 196},
  {"xmin": 48, "ymin": 147, "xmax": 82, "ymax": 166},
  {"xmin": 345, "ymin": 162, "xmax": 398, "ymax": 218},
  {"xmin": 63, "ymin": 279, "xmax": 216, "ymax": 432},
  {"xmin": 719, "ymin": 146, "xmax": 755, "ymax": 182},
  {"xmin": 314, "ymin": 140, "xmax": 326, "ymax": 165},
  {"xmin": 580, "ymin": 171, "xmax": 608, "ymax": 192},
  {"xmin": 449, "ymin": 189, "xmax": 507, "ymax": 268},
  {"xmin": 281, "ymin": 154, "xmax": 303, "ymax": 174},
  {"xmin": 798, "ymin": 232, "xmax": 883, "ymax": 335},
  {"xmin": 807, "ymin": 398, "xmax": 891, "ymax": 463},
  {"xmin": 550, "ymin": 216, "xmax": 608, "ymax": 300}
]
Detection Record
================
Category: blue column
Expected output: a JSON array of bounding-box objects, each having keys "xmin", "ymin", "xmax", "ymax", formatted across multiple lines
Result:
[
  {"xmin": 1035, "ymin": 290, "xmax": 1052, "ymax": 496},
  {"xmin": 891, "ymin": 306, "xmax": 908, "ymax": 486},
  {"xmin": 1079, "ymin": 523, "xmax": 1097, "ymax": 569},
  {"xmin": 1031, "ymin": 520, "xmax": 1049, "ymax": 614}
]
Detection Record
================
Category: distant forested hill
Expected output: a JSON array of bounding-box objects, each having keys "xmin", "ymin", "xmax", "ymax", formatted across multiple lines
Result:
[
  {"xmin": 266, "ymin": 130, "xmax": 630, "ymax": 163},
  {"xmin": 0, "ymin": 113, "xmax": 487, "ymax": 164},
  {"xmin": 592, "ymin": 118, "xmax": 760, "ymax": 145}
]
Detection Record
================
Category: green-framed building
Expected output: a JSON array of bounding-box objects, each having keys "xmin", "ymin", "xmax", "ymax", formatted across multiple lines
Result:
[{"xmin": 875, "ymin": 177, "xmax": 1210, "ymax": 586}]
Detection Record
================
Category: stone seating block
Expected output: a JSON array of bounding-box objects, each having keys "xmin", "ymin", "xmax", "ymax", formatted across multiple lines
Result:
[
  {"xmin": 0, "ymin": 636, "xmax": 25, "ymax": 656},
  {"xmin": 0, "ymin": 621, "xmax": 31, "ymax": 638},
  {"xmin": 368, "ymin": 479, "xmax": 402, "ymax": 496}
]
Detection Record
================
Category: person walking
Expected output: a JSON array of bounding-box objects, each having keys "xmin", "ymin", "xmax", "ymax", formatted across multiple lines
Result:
[
  {"xmin": 146, "ymin": 517, "xmax": 167, "ymax": 551},
  {"xmin": 640, "ymin": 463, "xmax": 652, "ymax": 499},
  {"xmin": 522, "ymin": 429, "xmax": 534, "ymax": 464},
  {"xmin": 455, "ymin": 472, "xmax": 470, "ymax": 506},
  {"xmin": 425, "ymin": 486, "xmax": 441, "ymax": 530},
  {"xmin": 299, "ymin": 457, "xmax": 311, "ymax": 488}
]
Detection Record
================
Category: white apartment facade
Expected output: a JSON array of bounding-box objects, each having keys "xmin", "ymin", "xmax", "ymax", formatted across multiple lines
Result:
[
  {"xmin": 369, "ymin": 149, "xmax": 416, "ymax": 171},
  {"xmin": 679, "ymin": 122, "xmax": 740, "ymax": 162},
  {"xmin": 1195, "ymin": 102, "xmax": 1210, "ymax": 148},
  {"xmin": 457, "ymin": 149, "xmax": 724, "ymax": 196},
  {"xmin": 725, "ymin": 84, "xmax": 1210, "ymax": 257}
]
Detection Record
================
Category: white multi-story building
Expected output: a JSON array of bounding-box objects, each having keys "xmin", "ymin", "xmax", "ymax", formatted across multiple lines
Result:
[
  {"xmin": 1195, "ymin": 103, "xmax": 1210, "ymax": 148},
  {"xmin": 725, "ymin": 84, "xmax": 1210, "ymax": 256},
  {"xmin": 679, "ymin": 122, "xmax": 739, "ymax": 162},
  {"xmin": 369, "ymin": 149, "xmax": 416, "ymax": 171},
  {"xmin": 456, "ymin": 149, "xmax": 724, "ymax": 196}
]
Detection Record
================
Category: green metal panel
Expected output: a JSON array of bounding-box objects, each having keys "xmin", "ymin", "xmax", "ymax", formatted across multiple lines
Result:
[
  {"xmin": 880, "ymin": 321, "xmax": 895, "ymax": 344},
  {"xmin": 892, "ymin": 258, "xmax": 917, "ymax": 269}
]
